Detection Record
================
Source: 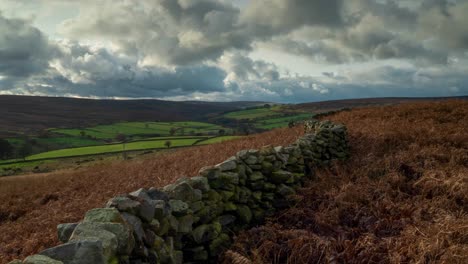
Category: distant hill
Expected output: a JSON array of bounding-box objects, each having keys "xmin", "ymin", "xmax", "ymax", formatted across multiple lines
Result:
[
  {"xmin": 293, "ymin": 96, "xmax": 468, "ymax": 113},
  {"xmin": 0, "ymin": 95, "xmax": 264, "ymax": 137}
]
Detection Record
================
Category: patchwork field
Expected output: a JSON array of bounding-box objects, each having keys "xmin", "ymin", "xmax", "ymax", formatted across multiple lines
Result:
[
  {"xmin": 26, "ymin": 138, "xmax": 204, "ymax": 160},
  {"xmin": 51, "ymin": 121, "xmax": 227, "ymax": 139}
]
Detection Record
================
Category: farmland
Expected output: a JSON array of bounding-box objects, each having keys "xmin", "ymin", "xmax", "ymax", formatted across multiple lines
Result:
[
  {"xmin": 253, "ymin": 113, "xmax": 313, "ymax": 129},
  {"xmin": 222, "ymin": 105, "xmax": 314, "ymax": 130},
  {"xmin": 26, "ymin": 138, "xmax": 204, "ymax": 160},
  {"xmin": 50, "ymin": 121, "xmax": 228, "ymax": 140}
]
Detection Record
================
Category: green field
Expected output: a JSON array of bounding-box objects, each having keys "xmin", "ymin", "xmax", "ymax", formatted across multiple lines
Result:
[
  {"xmin": 254, "ymin": 113, "xmax": 313, "ymax": 129},
  {"xmin": 224, "ymin": 106, "xmax": 283, "ymax": 120},
  {"xmin": 51, "ymin": 121, "xmax": 228, "ymax": 140},
  {"xmin": 195, "ymin": 136, "xmax": 242, "ymax": 145},
  {"xmin": 27, "ymin": 138, "xmax": 202, "ymax": 160}
]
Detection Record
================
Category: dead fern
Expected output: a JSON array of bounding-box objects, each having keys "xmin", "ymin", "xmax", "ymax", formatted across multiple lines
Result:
[{"xmin": 224, "ymin": 250, "xmax": 253, "ymax": 264}]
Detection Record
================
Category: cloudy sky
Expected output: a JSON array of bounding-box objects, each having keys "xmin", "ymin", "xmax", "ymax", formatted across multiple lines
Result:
[{"xmin": 0, "ymin": 0, "xmax": 467, "ymax": 103}]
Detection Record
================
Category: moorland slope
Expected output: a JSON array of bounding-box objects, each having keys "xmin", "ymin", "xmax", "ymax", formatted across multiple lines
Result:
[
  {"xmin": 224, "ymin": 100, "xmax": 468, "ymax": 263},
  {"xmin": 1, "ymin": 100, "xmax": 466, "ymax": 263}
]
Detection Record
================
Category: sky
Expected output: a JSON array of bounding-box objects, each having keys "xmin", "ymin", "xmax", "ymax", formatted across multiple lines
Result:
[{"xmin": 0, "ymin": 0, "xmax": 467, "ymax": 103}]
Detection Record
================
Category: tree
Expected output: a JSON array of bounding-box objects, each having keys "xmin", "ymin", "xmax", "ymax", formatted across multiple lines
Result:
[
  {"xmin": 288, "ymin": 121, "xmax": 296, "ymax": 128},
  {"xmin": 80, "ymin": 131, "xmax": 86, "ymax": 137},
  {"xmin": 18, "ymin": 142, "xmax": 33, "ymax": 161},
  {"xmin": 218, "ymin": 129, "xmax": 225, "ymax": 136},
  {"xmin": 169, "ymin": 127, "xmax": 177, "ymax": 136},
  {"xmin": 165, "ymin": 140, "xmax": 172, "ymax": 148},
  {"xmin": 0, "ymin": 139, "xmax": 13, "ymax": 160},
  {"xmin": 115, "ymin": 133, "xmax": 127, "ymax": 159}
]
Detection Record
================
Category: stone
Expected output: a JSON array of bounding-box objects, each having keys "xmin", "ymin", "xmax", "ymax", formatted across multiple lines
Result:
[
  {"xmin": 216, "ymin": 215, "xmax": 236, "ymax": 227},
  {"xmin": 106, "ymin": 197, "xmax": 140, "ymax": 215},
  {"xmin": 147, "ymin": 187, "xmax": 169, "ymax": 201},
  {"xmin": 209, "ymin": 173, "xmax": 238, "ymax": 190},
  {"xmin": 249, "ymin": 180, "xmax": 265, "ymax": 190},
  {"xmin": 40, "ymin": 240, "xmax": 106, "ymax": 264},
  {"xmin": 236, "ymin": 149, "xmax": 250, "ymax": 159},
  {"xmin": 149, "ymin": 219, "xmax": 160, "ymax": 232},
  {"xmin": 192, "ymin": 224, "xmax": 218, "ymax": 244},
  {"xmin": 199, "ymin": 166, "xmax": 221, "ymax": 179},
  {"xmin": 249, "ymin": 171, "xmax": 264, "ymax": 181},
  {"xmin": 71, "ymin": 222, "xmax": 134, "ymax": 255},
  {"xmin": 23, "ymin": 255, "xmax": 63, "ymax": 264},
  {"xmin": 137, "ymin": 199, "xmax": 156, "ymax": 223},
  {"xmin": 193, "ymin": 250, "xmax": 209, "ymax": 261},
  {"xmin": 219, "ymin": 172, "xmax": 239, "ymax": 185},
  {"xmin": 209, "ymin": 233, "xmax": 231, "ymax": 256},
  {"xmin": 244, "ymin": 155, "xmax": 258, "ymax": 165},
  {"xmin": 143, "ymin": 229, "xmax": 156, "ymax": 247},
  {"xmin": 167, "ymin": 214, "xmax": 179, "ymax": 233},
  {"xmin": 189, "ymin": 176, "xmax": 210, "ymax": 192},
  {"xmin": 177, "ymin": 214, "xmax": 194, "ymax": 233},
  {"xmin": 150, "ymin": 200, "xmax": 169, "ymax": 220},
  {"xmin": 164, "ymin": 182, "xmax": 202, "ymax": 202},
  {"xmin": 121, "ymin": 213, "xmax": 145, "ymax": 243},
  {"xmin": 189, "ymin": 201, "xmax": 204, "ymax": 212},
  {"xmin": 236, "ymin": 205, "xmax": 252, "ymax": 224},
  {"xmin": 156, "ymin": 218, "xmax": 170, "ymax": 236},
  {"xmin": 84, "ymin": 208, "xmax": 124, "ymax": 224},
  {"xmin": 57, "ymin": 223, "xmax": 78, "ymax": 243},
  {"xmin": 168, "ymin": 200, "xmax": 189, "ymax": 216},
  {"xmin": 204, "ymin": 190, "xmax": 221, "ymax": 202},
  {"xmin": 270, "ymin": 170, "xmax": 293, "ymax": 184},
  {"xmin": 220, "ymin": 190, "xmax": 235, "ymax": 201},
  {"xmin": 263, "ymin": 192, "xmax": 275, "ymax": 201},
  {"xmin": 248, "ymin": 164, "xmax": 262, "ymax": 170},
  {"xmin": 252, "ymin": 192, "xmax": 262, "ymax": 201},
  {"xmin": 215, "ymin": 156, "xmax": 237, "ymax": 171},
  {"xmin": 129, "ymin": 188, "xmax": 151, "ymax": 200},
  {"xmin": 277, "ymin": 184, "xmax": 296, "ymax": 197},
  {"xmin": 69, "ymin": 225, "xmax": 118, "ymax": 258},
  {"xmin": 264, "ymin": 183, "xmax": 276, "ymax": 191},
  {"xmin": 223, "ymin": 202, "xmax": 237, "ymax": 211},
  {"xmin": 237, "ymin": 187, "xmax": 251, "ymax": 203}
]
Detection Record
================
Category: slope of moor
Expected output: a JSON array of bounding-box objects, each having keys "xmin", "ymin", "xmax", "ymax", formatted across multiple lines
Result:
[
  {"xmin": 0, "ymin": 126, "xmax": 304, "ymax": 263},
  {"xmin": 224, "ymin": 100, "xmax": 468, "ymax": 263}
]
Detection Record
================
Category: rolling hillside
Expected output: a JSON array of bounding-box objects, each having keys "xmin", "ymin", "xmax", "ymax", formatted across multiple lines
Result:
[{"xmin": 0, "ymin": 95, "xmax": 264, "ymax": 137}]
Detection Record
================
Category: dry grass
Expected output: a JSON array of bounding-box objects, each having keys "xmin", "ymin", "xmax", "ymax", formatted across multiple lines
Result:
[
  {"xmin": 224, "ymin": 100, "xmax": 468, "ymax": 264},
  {"xmin": 0, "ymin": 126, "xmax": 304, "ymax": 263}
]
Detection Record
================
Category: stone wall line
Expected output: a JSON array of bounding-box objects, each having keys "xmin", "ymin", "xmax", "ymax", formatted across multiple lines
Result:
[{"xmin": 10, "ymin": 120, "xmax": 349, "ymax": 264}]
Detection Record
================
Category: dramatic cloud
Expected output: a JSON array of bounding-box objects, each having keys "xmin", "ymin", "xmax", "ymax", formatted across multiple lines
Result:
[
  {"xmin": 0, "ymin": 13, "xmax": 58, "ymax": 78},
  {"xmin": 0, "ymin": 0, "xmax": 467, "ymax": 102}
]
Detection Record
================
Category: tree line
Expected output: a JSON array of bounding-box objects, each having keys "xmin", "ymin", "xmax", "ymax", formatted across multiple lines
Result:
[{"xmin": 0, "ymin": 138, "xmax": 33, "ymax": 160}]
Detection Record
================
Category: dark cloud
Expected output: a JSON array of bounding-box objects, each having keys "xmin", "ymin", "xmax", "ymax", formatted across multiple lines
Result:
[
  {"xmin": 241, "ymin": 0, "xmax": 344, "ymax": 37},
  {"xmin": 1, "ymin": 0, "xmax": 467, "ymax": 102},
  {"xmin": 220, "ymin": 52, "xmax": 280, "ymax": 82},
  {"xmin": 59, "ymin": 0, "xmax": 346, "ymax": 66},
  {"xmin": 11, "ymin": 41, "xmax": 229, "ymax": 98},
  {"xmin": 0, "ymin": 13, "xmax": 58, "ymax": 77}
]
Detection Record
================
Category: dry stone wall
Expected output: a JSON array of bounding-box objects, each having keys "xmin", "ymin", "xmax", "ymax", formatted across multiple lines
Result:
[{"xmin": 11, "ymin": 120, "xmax": 349, "ymax": 264}]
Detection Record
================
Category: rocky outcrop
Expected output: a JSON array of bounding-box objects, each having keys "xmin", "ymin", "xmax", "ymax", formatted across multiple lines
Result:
[{"xmin": 12, "ymin": 120, "xmax": 349, "ymax": 264}]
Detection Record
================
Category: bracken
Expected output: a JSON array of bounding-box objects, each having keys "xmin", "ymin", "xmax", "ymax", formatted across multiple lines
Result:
[{"xmin": 223, "ymin": 100, "xmax": 468, "ymax": 264}]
